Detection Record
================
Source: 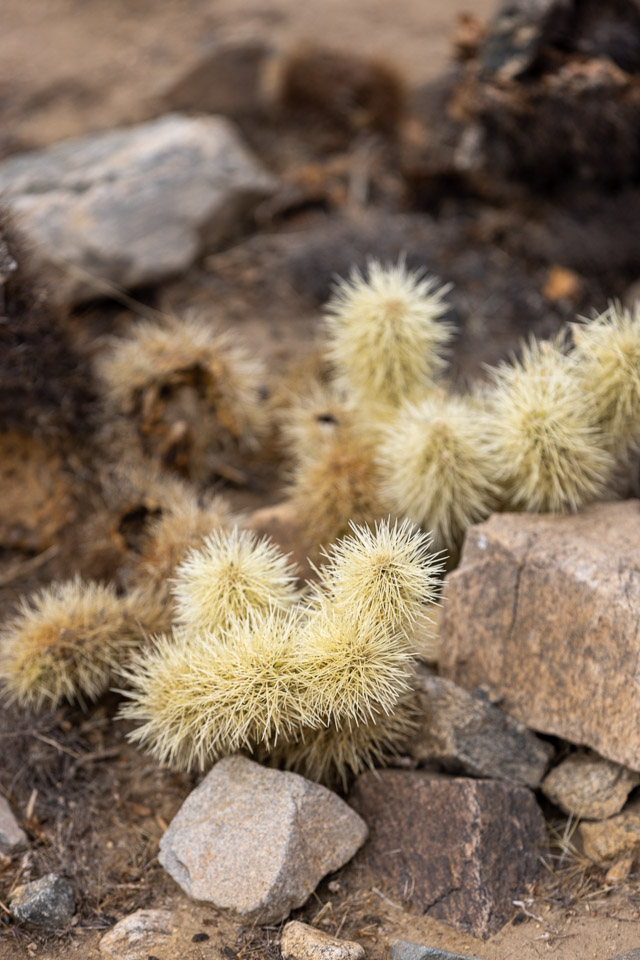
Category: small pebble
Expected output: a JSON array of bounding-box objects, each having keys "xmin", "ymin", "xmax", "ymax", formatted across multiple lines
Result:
[{"xmin": 281, "ymin": 921, "xmax": 364, "ymax": 960}]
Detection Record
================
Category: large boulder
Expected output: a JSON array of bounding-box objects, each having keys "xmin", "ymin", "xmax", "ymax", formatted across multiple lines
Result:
[
  {"xmin": 159, "ymin": 755, "xmax": 367, "ymax": 924},
  {"xmin": 440, "ymin": 501, "xmax": 640, "ymax": 771},
  {"xmin": 348, "ymin": 771, "xmax": 546, "ymax": 939},
  {"xmin": 0, "ymin": 114, "xmax": 276, "ymax": 305}
]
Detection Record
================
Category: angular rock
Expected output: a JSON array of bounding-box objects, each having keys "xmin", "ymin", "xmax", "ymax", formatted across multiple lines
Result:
[
  {"xmin": 9, "ymin": 874, "xmax": 75, "ymax": 928},
  {"xmin": 579, "ymin": 800, "xmax": 640, "ymax": 863},
  {"xmin": 348, "ymin": 771, "xmax": 546, "ymax": 939},
  {"xmin": 542, "ymin": 753, "xmax": 640, "ymax": 820},
  {"xmin": 280, "ymin": 921, "xmax": 364, "ymax": 960},
  {"xmin": 389, "ymin": 940, "xmax": 481, "ymax": 960},
  {"xmin": 99, "ymin": 909, "xmax": 178, "ymax": 960},
  {"xmin": 604, "ymin": 857, "xmax": 635, "ymax": 884},
  {"xmin": 0, "ymin": 794, "xmax": 27, "ymax": 855},
  {"xmin": 606, "ymin": 953, "xmax": 640, "ymax": 960},
  {"xmin": 159, "ymin": 755, "xmax": 367, "ymax": 923},
  {"xmin": 440, "ymin": 502, "xmax": 640, "ymax": 772},
  {"xmin": 0, "ymin": 114, "xmax": 277, "ymax": 305},
  {"xmin": 479, "ymin": 0, "xmax": 571, "ymax": 80},
  {"xmin": 409, "ymin": 673, "xmax": 553, "ymax": 787},
  {"xmin": 164, "ymin": 29, "xmax": 274, "ymax": 117}
]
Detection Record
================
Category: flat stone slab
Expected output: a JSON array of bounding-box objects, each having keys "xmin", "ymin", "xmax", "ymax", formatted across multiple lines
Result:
[
  {"xmin": 349, "ymin": 771, "xmax": 547, "ymax": 939},
  {"xmin": 409, "ymin": 672, "xmax": 554, "ymax": 787},
  {"xmin": 0, "ymin": 113, "xmax": 276, "ymax": 305},
  {"xmin": 159, "ymin": 755, "xmax": 367, "ymax": 923},
  {"xmin": 440, "ymin": 501, "xmax": 640, "ymax": 771}
]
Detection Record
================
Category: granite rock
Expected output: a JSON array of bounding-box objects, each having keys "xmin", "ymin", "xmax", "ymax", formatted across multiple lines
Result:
[
  {"xmin": 0, "ymin": 114, "xmax": 276, "ymax": 305},
  {"xmin": 280, "ymin": 921, "xmax": 364, "ymax": 960},
  {"xmin": 389, "ymin": 939, "xmax": 481, "ymax": 960},
  {"xmin": 9, "ymin": 874, "xmax": 75, "ymax": 928},
  {"xmin": 579, "ymin": 800, "xmax": 640, "ymax": 863},
  {"xmin": 440, "ymin": 502, "xmax": 640, "ymax": 771},
  {"xmin": 0, "ymin": 794, "xmax": 27, "ymax": 855},
  {"xmin": 349, "ymin": 771, "xmax": 546, "ymax": 939},
  {"xmin": 99, "ymin": 909, "xmax": 178, "ymax": 960},
  {"xmin": 159, "ymin": 755, "xmax": 367, "ymax": 923},
  {"xmin": 410, "ymin": 672, "xmax": 554, "ymax": 787},
  {"xmin": 542, "ymin": 752, "xmax": 640, "ymax": 820}
]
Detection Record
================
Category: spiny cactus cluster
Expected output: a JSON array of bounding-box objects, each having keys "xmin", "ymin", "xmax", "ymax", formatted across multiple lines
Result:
[
  {"xmin": 288, "ymin": 260, "xmax": 640, "ymax": 554},
  {"xmin": 120, "ymin": 519, "xmax": 443, "ymax": 786},
  {"xmin": 0, "ymin": 578, "xmax": 141, "ymax": 711},
  {"xmin": 0, "ymin": 461, "xmax": 242, "ymax": 711},
  {"xmin": 3, "ymin": 254, "xmax": 640, "ymax": 790},
  {"xmin": 97, "ymin": 312, "xmax": 268, "ymax": 483}
]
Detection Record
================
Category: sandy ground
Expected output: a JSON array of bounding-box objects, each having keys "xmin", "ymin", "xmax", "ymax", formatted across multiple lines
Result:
[
  {"xmin": 2, "ymin": 0, "xmax": 640, "ymax": 958},
  {"xmin": 1, "ymin": 0, "xmax": 494, "ymax": 151}
]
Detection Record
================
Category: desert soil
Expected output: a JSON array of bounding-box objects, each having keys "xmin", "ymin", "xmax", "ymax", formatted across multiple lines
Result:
[{"xmin": 2, "ymin": 1, "xmax": 640, "ymax": 958}]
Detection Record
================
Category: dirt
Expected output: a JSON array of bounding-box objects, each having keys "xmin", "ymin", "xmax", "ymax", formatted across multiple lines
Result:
[
  {"xmin": 2, "ymin": 0, "xmax": 640, "ymax": 958},
  {"xmin": 1, "ymin": 0, "xmax": 495, "ymax": 155}
]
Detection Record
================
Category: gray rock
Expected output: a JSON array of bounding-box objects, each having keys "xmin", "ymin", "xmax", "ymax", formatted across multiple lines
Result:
[
  {"xmin": 389, "ymin": 940, "xmax": 481, "ymax": 960},
  {"xmin": 99, "ymin": 909, "xmax": 178, "ymax": 960},
  {"xmin": 542, "ymin": 753, "xmax": 640, "ymax": 820},
  {"xmin": 9, "ymin": 873, "xmax": 75, "ymax": 928},
  {"xmin": 409, "ymin": 673, "xmax": 554, "ymax": 787},
  {"xmin": 480, "ymin": 0, "xmax": 571, "ymax": 79},
  {"xmin": 281, "ymin": 921, "xmax": 364, "ymax": 960},
  {"xmin": 579, "ymin": 800, "xmax": 640, "ymax": 863},
  {"xmin": 0, "ymin": 114, "xmax": 277, "ymax": 305},
  {"xmin": 159, "ymin": 754, "xmax": 368, "ymax": 923},
  {"xmin": 0, "ymin": 795, "xmax": 27, "ymax": 855},
  {"xmin": 605, "ymin": 952, "xmax": 640, "ymax": 960},
  {"xmin": 163, "ymin": 28, "xmax": 275, "ymax": 117}
]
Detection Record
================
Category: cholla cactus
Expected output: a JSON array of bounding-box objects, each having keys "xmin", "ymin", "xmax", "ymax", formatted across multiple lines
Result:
[
  {"xmin": 125, "ymin": 483, "xmax": 236, "ymax": 635},
  {"xmin": 267, "ymin": 700, "xmax": 417, "ymax": 789},
  {"xmin": 325, "ymin": 259, "xmax": 452, "ymax": 412},
  {"xmin": 120, "ymin": 518, "xmax": 441, "ymax": 785},
  {"xmin": 0, "ymin": 579, "xmax": 138, "ymax": 710},
  {"xmin": 572, "ymin": 303, "xmax": 640, "ymax": 457},
  {"xmin": 301, "ymin": 603, "xmax": 415, "ymax": 726},
  {"xmin": 97, "ymin": 313, "xmax": 268, "ymax": 482},
  {"xmin": 172, "ymin": 527, "xmax": 300, "ymax": 633},
  {"xmin": 316, "ymin": 518, "xmax": 444, "ymax": 634},
  {"xmin": 378, "ymin": 394, "xmax": 499, "ymax": 552},
  {"xmin": 287, "ymin": 415, "xmax": 386, "ymax": 549},
  {"xmin": 279, "ymin": 383, "xmax": 361, "ymax": 463},
  {"xmin": 486, "ymin": 339, "xmax": 614, "ymax": 513},
  {"xmin": 121, "ymin": 610, "xmax": 310, "ymax": 771}
]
